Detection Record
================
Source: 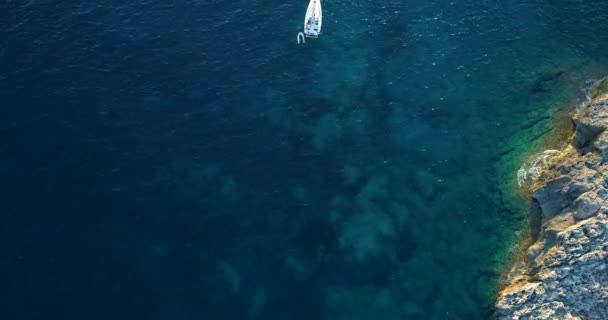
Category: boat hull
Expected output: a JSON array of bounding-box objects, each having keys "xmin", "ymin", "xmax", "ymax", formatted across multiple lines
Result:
[{"xmin": 303, "ymin": 0, "xmax": 322, "ymax": 37}]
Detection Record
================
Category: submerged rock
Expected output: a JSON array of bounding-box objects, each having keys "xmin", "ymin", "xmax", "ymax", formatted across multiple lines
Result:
[{"xmin": 497, "ymin": 77, "xmax": 608, "ymax": 320}]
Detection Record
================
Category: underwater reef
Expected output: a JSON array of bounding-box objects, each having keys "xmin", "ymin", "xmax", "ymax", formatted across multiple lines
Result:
[{"xmin": 497, "ymin": 78, "xmax": 608, "ymax": 319}]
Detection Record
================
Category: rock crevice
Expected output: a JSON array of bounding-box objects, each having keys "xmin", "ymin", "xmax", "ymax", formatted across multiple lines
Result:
[{"xmin": 497, "ymin": 79, "xmax": 608, "ymax": 320}]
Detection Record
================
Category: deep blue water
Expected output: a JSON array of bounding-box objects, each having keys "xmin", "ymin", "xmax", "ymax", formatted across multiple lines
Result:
[{"xmin": 2, "ymin": 0, "xmax": 608, "ymax": 319}]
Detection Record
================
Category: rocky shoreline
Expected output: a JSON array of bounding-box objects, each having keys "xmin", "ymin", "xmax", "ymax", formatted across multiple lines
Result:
[{"xmin": 496, "ymin": 78, "xmax": 608, "ymax": 319}]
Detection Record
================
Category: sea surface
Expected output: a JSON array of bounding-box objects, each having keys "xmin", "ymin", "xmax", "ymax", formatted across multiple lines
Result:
[{"xmin": 2, "ymin": 0, "xmax": 608, "ymax": 319}]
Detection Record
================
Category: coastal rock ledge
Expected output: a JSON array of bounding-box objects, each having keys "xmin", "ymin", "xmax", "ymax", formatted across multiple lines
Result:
[{"xmin": 497, "ymin": 78, "xmax": 608, "ymax": 320}]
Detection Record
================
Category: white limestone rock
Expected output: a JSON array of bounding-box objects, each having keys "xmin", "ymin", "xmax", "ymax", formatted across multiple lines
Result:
[{"xmin": 497, "ymin": 77, "xmax": 608, "ymax": 320}]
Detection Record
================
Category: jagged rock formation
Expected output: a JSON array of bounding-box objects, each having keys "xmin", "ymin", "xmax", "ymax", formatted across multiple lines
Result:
[{"xmin": 496, "ymin": 79, "xmax": 608, "ymax": 320}]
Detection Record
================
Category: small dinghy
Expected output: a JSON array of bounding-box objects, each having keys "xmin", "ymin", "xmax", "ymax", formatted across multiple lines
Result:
[{"xmin": 297, "ymin": 0, "xmax": 322, "ymax": 44}]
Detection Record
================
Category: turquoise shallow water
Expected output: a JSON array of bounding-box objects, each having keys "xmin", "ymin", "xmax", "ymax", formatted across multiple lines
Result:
[{"xmin": 2, "ymin": 0, "xmax": 608, "ymax": 319}]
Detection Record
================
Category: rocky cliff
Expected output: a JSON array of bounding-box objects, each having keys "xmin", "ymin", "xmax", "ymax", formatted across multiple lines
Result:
[{"xmin": 496, "ymin": 78, "xmax": 608, "ymax": 320}]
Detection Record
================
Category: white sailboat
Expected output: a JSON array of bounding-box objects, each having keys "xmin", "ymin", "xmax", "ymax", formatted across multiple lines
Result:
[
  {"xmin": 304, "ymin": 0, "xmax": 322, "ymax": 37},
  {"xmin": 297, "ymin": 0, "xmax": 322, "ymax": 43}
]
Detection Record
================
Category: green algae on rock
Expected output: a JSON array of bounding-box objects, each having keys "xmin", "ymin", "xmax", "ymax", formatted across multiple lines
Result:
[
  {"xmin": 590, "ymin": 76, "xmax": 608, "ymax": 99},
  {"xmin": 496, "ymin": 77, "xmax": 608, "ymax": 320}
]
